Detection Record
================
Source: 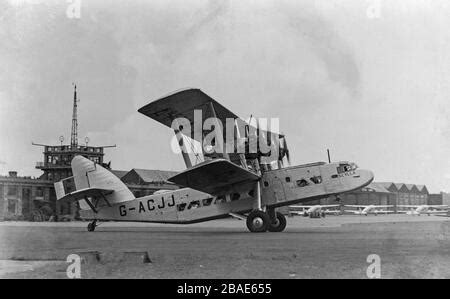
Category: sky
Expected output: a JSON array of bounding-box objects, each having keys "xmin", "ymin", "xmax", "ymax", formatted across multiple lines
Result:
[{"xmin": 1, "ymin": 0, "xmax": 450, "ymax": 193}]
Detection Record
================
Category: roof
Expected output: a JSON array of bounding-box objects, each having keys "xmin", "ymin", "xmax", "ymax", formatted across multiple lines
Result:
[
  {"xmin": 111, "ymin": 170, "xmax": 128, "ymax": 179},
  {"xmin": 361, "ymin": 182, "xmax": 392, "ymax": 193},
  {"xmin": 375, "ymin": 182, "xmax": 429, "ymax": 194},
  {"xmin": 415, "ymin": 184, "xmax": 427, "ymax": 192},
  {"xmin": 404, "ymin": 184, "xmax": 419, "ymax": 192},
  {"xmin": 379, "ymin": 182, "xmax": 394, "ymax": 189},
  {"xmin": 395, "ymin": 183, "xmax": 406, "ymax": 190},
  {"xmin": 132, "ymin": 168, "xmax": 178, "ymax": 183}
]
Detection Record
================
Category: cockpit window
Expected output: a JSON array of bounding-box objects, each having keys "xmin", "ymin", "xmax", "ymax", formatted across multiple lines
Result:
[{"xmin": 337, "ymin": 163, "xmax": 358, "ymax": 174}]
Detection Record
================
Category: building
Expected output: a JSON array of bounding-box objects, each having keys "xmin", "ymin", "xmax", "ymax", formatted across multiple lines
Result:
[
  {"xmin": 120, "ymin": 169, "xmax": 179, "ymax": 198},
  {"xmin": 0, "ymin": 85, "xmax": 178, "ymax": 221},
  {"xmin": 443, "ymin": 193, "xmax": 450, "ymax": 206},
  {"xmin": 0, "ymin": 167, "xmax": 180, "ymax": 221},
  {"xmin": 379, "ymin": 182, "xmax": 429, "ymax": 206},
  {"xmin": 300, "ymin": 182, "xmax": 432, "ymax": 213},
  {"xmin": 313, "ymin": 182, "xmax": 396, "ymax": 207},
  {"xmin": 0, "ymin": 172, "xmax": 54, "ymax": 221},
  {"xmin": 428, "ymin": 193, "xmax": 444, "ymax": 205}
]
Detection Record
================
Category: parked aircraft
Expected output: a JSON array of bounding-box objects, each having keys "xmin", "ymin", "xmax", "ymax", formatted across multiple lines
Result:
[
  {"xmin": 55, "ymin": 89, "xmax": 374, "ymax": 232},
  {"xmin": 289, "ymin": 204, "xmax": 341, "ymax": 218},
  {"xmin": 344, "ymin": 205, "xmax": 394, "ymax": 215},
  {"xmin": 397, "ymin": 205, "xmax": 449, "ymax": 216}
]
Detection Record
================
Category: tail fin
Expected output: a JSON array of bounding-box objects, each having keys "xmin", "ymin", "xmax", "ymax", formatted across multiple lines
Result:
[{"xmin": 55, "ymin": 156, "xmax": 134, "ymax": 209}]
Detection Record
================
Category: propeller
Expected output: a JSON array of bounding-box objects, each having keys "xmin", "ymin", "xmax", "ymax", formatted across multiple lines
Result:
[{"xmin": 283, "ymin": 137, "xmax": 291, "ymax": 165}]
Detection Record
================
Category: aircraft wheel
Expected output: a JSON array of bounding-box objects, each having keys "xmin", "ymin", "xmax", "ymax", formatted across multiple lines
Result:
[
  {"xmin": 246, "ymin": 210, "xmax": 270, "ymax": 233},
  {"xmin": 87, "ymin": 221, "xmax": 97, "ymax": 232},
  {"xmin": 267, "ymin": 212, "xmax": 287, "ymax": 232}
]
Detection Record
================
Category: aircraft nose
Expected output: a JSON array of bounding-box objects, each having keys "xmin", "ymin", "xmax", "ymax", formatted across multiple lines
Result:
[{"xmin": 355, "ymin": 169, "xmax": 374, "ymax": 187}]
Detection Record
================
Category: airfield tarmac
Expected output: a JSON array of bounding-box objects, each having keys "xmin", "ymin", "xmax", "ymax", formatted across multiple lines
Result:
[{"xmin": 0, "ymin": 214, "xmax": 449, "ymax": 279}]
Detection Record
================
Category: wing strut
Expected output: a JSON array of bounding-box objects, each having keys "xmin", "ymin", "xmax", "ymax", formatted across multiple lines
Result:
[
  {"xmin": 173, "ymin": 118, "xmax": 193, "ymax": 168},
  {"xmin": 208, "ymin": 101, "xmax": 230, "ymax": 161},
  {"xmin": 254, "ymin": 181, "xmax": 262, "ymax": 210},
  {"xmin": 84, "ymin": 196, "xmax": 98, "ymax": 213}
]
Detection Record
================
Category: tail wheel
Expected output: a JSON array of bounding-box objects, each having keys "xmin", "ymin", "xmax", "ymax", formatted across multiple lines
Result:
[
  {"xmin": 87, "ymin": 220, "xmax": 97, "ymax": 232},
  {"xmin": 246, "ymin": 210, "xmax": 270, "ymax": 233},
  {"xmin": 267, "ymin": 212, "xmax": 287, "ymax": 232}
]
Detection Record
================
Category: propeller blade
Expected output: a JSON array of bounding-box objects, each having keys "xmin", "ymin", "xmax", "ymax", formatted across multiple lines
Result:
[{"xmin": 283, "ymin": 137, "xmax": 291, "ymax": 166}]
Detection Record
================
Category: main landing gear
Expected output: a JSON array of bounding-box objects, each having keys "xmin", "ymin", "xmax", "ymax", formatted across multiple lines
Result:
[
  {"xmin": 246, "ymin": 180, "xmax": 287, "ymax": 233},
  {"xmin": 87, "ymin": 220, "xmax": 98, "ymax": 232},
  {"xmin": 246, "ymin": 210, "xmax": 287, "ymax": 233}
]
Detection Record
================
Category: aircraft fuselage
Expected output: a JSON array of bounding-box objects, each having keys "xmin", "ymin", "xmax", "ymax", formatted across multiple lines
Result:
[{"xmin": 80, "ymin": 160, "xmax": 373, "ymax": 224}]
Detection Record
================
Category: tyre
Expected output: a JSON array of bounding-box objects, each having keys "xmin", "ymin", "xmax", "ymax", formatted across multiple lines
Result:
[
  {"xmin": 246, "ymin": 210, "xmax": 270, "ymax": 233},
  {"xmin": 267, "ymin": 212, "xmax": 287, "ymax": 232},
  {"xmin": 87, "ymin": 222, "xmax": 96, "ymax": 232}
]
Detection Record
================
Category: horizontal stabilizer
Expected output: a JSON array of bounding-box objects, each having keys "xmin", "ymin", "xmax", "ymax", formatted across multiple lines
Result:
[
  {"xmin": 168, "ymin": 159, "xmax": 260, "ymax": 194},
  {"xmin": 56, "ymin": 187, "xmax": 114, "ymax": 203}
]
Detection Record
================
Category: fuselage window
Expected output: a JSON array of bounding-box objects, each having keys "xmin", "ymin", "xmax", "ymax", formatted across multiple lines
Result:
[
  {"xmin": 264, "ymin": 181, "xmax": 269, "ymax": 187},
  {"xmin": 285, "ymin": 177, "xmax": 291, "ymax": 183},
  {"xmin": 296, "ymin": 179, "xmax": 309, "ymax": 187},
  {"xmin": 187, "ymin": 200, "xmax": 201, "ymax": 210},
  {"xmin": 231, "ymin": 193, "xmax": 240, "ymax": 201},
  {"xmin": 202, "ymin": 197, "xmax": 213, "ymax": 206},
  {"xmin": 215, "ymin": 196, "xmax": 226, "ymax": 204},
  {"xmin": 177, "ymin": 203, "xmax": 187, "ymax": 212},
  {"xmin": 310, "ymin": 176, "xmax": 322, "ymax": 184}
]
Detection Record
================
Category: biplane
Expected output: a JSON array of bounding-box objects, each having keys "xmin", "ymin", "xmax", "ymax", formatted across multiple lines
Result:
[
  {"xmin": 397, "ymin": 205, "xmax": 449, "ymax": 216},
  {"xmin": 55, "ymin": 88, "xmax": 374, "ymax": 232},
  {"xmin": 344, "ymin": 205, "xmax": 394, "ymax": 215},
  {"xmin": 289, "ymin": 204, "xmax": 341, "ymax": 218}
]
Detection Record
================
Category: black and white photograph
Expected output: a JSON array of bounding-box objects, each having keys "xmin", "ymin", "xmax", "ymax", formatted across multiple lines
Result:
[{"xmin": 0, "ymin": 0, "xmax": 449, "ymax": 283}]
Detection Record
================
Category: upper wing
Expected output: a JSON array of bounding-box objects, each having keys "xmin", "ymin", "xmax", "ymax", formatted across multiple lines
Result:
[
  {"xmin": 344, "ymin": 205, "xmax": 368, "ymax": 208},
  {"xmin": 321, "ymin": 205, "xmax": 340, "ymax": 208},
  {"xmin": 428, "ymin": 205, "xmax": 449, "ymax": 209},
  {"xmin": 345, "ymin": 210, "xmax": 361, "ymax": 214},
  {"xmin": 168, "ymin": 158, "xmax": 260, "ymax": 194},
  {"xmin": 138, "ymin": 88, "xmax": 283, "ymax": 166},
  {"xmin": 138, "ymin": 89, "xmax": 240, "ymax": 141},
  {"xmin": 397, "ymin": 205, "xmax": 420, "ymax": 208}
]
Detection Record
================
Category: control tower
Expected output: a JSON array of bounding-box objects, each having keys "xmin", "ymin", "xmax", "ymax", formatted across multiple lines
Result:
[{"xmin": 33, "ymin": 84, "xmax": 115, "ymax": 182}]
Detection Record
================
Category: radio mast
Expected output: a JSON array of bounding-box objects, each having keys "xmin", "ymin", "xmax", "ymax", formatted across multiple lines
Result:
[{"xmin": 70, "ymin": 83, "xmax": 78, "ymax": 147}]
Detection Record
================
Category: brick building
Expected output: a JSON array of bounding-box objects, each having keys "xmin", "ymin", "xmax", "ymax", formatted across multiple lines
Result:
[
  {"xmin": 299, "ymin": 182, "xmax": 434, "ymax": 213},
  {"xmin": 0, "ymin": 85, "xmax": 178, "ymax": 221},
  {"xmin": 0, "ymin": 167, "xmax": 179, "ymax": 221}
]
